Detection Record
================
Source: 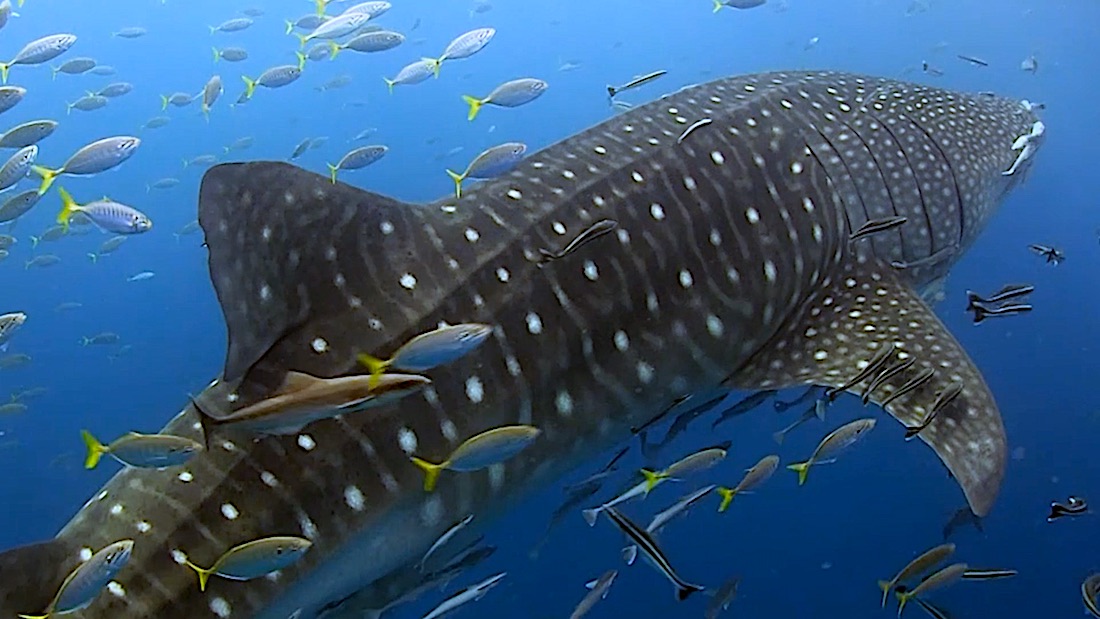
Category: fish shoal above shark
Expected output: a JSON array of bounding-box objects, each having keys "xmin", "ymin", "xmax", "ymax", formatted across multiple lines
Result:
[{"xmin": 0, "ymin": 70, "xmax": 1042, "ymax": 618}]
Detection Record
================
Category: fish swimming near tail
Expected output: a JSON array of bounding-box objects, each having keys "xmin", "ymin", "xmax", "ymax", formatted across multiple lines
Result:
[{"xmin": 0, "ymin": 71, "xmax": 1041, "ymax": 618}]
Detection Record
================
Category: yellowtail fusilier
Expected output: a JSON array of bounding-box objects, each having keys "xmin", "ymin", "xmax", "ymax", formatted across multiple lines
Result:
[
  {"xmin": 0, "ymin": 120, "xmax": 59, "ymax": 148},
  {"xmin": 285, "ymin": 14, "xmax": 328, "ymax": 35},
  {"xmin": 191, "ymin": 371, "xmax": 429, "ymax": 445},
  {"xmin": 357, "ymin": 322, "xmax": 492, "ymax": 385},
  {"xmin": 33, "ymin": 136, "xmax": 141, "ymax": 195},
  {"xmin": 603, "ymin": 506, "xmax": 704, "ymax": 601},
  {"xmin": 81, "ymin": 430, "xmax": 202, "ymax": 470},
  {"xmin": 1, "ymin": 33, "xmax": 77, "ymax": 83},
  {"xmin": 183, "ymin": 536, "xmax": 311, "ymax": 591},
  {"xmin": 81, "ymin": 332, "xmax": 120, "ymax": 346},
  {"xmin": 341, "ymin": 1, "xmax": 392, "ymax": 18},
  {"xmin": 463, "ymin": 78, "xmax": 548, "ymax": 121},
  {"xmin": 160, "ymin": 92, "xmax": 195, "ymax": 110},
  {"xmin": 55, "ymin": 187, "xmax": 151, "ymax": 234},
  {"xmin": 0, "ymin": 1, "xmax": 12, "ymax": 32},
  {"xmin": 201, "ymin": 75, "xmax": 222, "ymax": 119},
  {"xmin": 327, "ymin": 31, "xmax": 404, "ymax": 59},
  {"xmin": 383, "ymin": 58, "xmax": 435, "ymax": 93},
  {"xmin": 878, "ymin": 543, "xmax": 955, "ymax": 608},
  {"xmin": 66, "ymin": 95, "xmax": 107, "ymax": 114},
  {"xmin": 582, "ymin": 477, "xmax": 651, "ymax": 526},
  {"xmin": 606, "ymin": 69, "xmax": 666, "ymax": 98},
  {"xmin": 326, "ymin": 145, "xmax": 388, "ymax": 183},
  {"xmin": 446, "ymin": 142, "xmax": 526, "ymax": 197},
  {"xmin": 640, "ymin": 445, "xmax": 728, "ymax": 492},
  {"xmin": 212, "ymin": 46, "xmax": 248, "ymax": 63},
  {"xmin": 0, "ymin": 85, "xmax": 26, "ymax": 114},
  {"xmin": 0, "ymin": 145, "xmax": 36, "ymax": 191},
  {"xmin": 0, "ymin": 190, "xmax": 40, "ymax": 223},
  {"xmin": 295, "ymin": 11, "xmax": 369, "ymax": 48},
  {"xmin": 716, "ymin": 454, "xmax": 780, "ymax": 512},
  {"xmin": 1082, "ymin": 573, "xmax": 1100, "ymax": 618},
  {"xmin": 241, "ymin": 53, "xmax": 306, "ymax": 100},
  {"xmin": 95, "ymin": 82, "xmax": 133, "ymax": 97},
  {"xmin": 894, "ymin": 562, "xmax": 967, "ymax": 617},
  {"xmin": 421, "ymin": 572, "xmax": 506, "ymax": 619},
  {"xmin": 51, "ymin": 57, "xmax": 96, "ymax": 78},
  {"xmin": 623, "ymin": 485, "xmax": 715, "ymax": 565},
  {"xmin": 17, "ymin": 540, "xmax": 133, "ymax": 619},
  {"xmin": 570, "ymin": 570, "xmax": 617, "ymax": 619},
  {"xmin": 713, "ymin": 0, "xmax": 767, "ymax": 11},
  {"xmin": 787, "ymin": 418, "xmax": 876, "ymax": 485},
  {"xmin": 209, "ymin": 17, "xmax": 253, "ymax": 34},
  {"xmin": 411, "ymin": 425, "xmax": 540, "ymax": 492},
  {"xmin": 425, "ymin": 27, "xmax": 496, "ymax": 77},
  {"xmin": 24, "ymin": 255, "xmax": 60, "ymax": 269}
]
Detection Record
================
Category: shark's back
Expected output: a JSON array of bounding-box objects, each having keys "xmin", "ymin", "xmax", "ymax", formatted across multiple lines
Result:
[{"xmin": 0, "ymin": 71, "xmax": 1040, "ymax": 619}]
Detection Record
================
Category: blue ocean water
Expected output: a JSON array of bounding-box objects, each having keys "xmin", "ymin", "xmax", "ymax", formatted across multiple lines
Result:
[{"xmin": 0, "ymin": 0, "xmax": 1096, "ymax": 617}]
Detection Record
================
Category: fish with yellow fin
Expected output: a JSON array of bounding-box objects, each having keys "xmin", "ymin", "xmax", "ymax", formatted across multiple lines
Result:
[{"xmin": 357, "ymin": 323, "xmax": 491, "ymax": 387}]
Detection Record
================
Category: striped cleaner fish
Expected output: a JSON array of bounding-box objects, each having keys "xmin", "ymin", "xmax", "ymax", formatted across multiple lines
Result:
[{"xmin": 0, "ymin": 70, "xmax": 1042, "ymax": 618}]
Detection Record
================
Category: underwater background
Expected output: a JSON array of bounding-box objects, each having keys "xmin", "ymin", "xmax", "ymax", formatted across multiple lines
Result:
[{"xmin": 0, "ymin": 0, "xmax": 1097, "ymax": 617}]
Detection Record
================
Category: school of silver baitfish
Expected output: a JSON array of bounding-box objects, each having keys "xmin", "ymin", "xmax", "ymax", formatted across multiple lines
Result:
[{"xmin": 0, "ymin": 0, "xmax": 1086, "ymax": 618}]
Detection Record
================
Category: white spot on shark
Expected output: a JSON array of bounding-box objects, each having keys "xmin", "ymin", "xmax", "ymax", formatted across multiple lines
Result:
[
  {"xmin": 466, "ymin": 376, "xmax": 484, "ymax": 403},
  {"xmin": 420, "ymin": 495, "xmax": 443, "ymax": 526},
  {"xmin": 107, "ymin": 581, "xmax": 125, "ymax": 597},
  {"xmin": 398, "ymin": 427, "xmax": 418, "ymax": 454},
  {"xmin": 465, "ymin": 227, "xmax": 480, "ymax": 242},
  {"xmin": 650, "ymin": 203, "xmax": 665, "ymax": 220},
  {"xmin": 221, "ymin": 503, "xmax": 239, "ymax": 520},
  {"xmin": 583, "ymin": 260, "xmax": 598, "ymax": 281},
  {"xmin": 136, "ymin": 521, "xmax": 151, "ymax": 533},
  {"xmin": 311, "ymin": 338, "xmax": 328, "ymax": 353},
  {"xmin": 344, "ymin": 486, "xmax": 366, "ymax": 511},
  {"xmin": 210, "ymin": 596, "xmax": 231, "ymax": 618},
  {"xmin": 297, "ymin": 434, "xmax": 316, "ymax": 451},
  {"xmin": 178, "ymin": 471, "xmax": 193, "ymax": 483},
  {"xmin": 80, "ymin": 547, "xmax": 93, "ymax": 561},
  {"xmin": 399, "ymin": 273, "xmax": 417, "ymax": 290},
  {"xmin": 496, "ymin": 267, "xmax": 510, "ymax": 283},
  {"xmin": 555, "ymin": 390, "xmax": 574, "ymax": 417},
  {"xmin": 261, "ymin": 471, "xmax": 278, "ymax": 487},
  {"xmin": 679, "ymin": 269, "xmax": 694, "ymax": 288},
  {"xmin": 171, "ymin": 549, "xmax": 188, "ymax": 565},
  {"xmin": 526, "ymin": 312, "xmax": 543, "ymax": 334},
  {"xmin": 614, "ymin": 330, "xmax": 629, "ymax": 351},
  {"xmin": 110, "ymin": 504, "xmax": 124, "ymax": 516}
]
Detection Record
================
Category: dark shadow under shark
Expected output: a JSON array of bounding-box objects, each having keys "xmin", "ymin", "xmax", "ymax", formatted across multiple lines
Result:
[{"xmin": 0, "ymin": 70, "xmax": 1041, "ymax": 618}]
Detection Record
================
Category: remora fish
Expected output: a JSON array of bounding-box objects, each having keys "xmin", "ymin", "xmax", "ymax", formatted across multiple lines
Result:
[{"xmin": 0, "ymin": 71, "xmax": 1035, "ymax": 617}]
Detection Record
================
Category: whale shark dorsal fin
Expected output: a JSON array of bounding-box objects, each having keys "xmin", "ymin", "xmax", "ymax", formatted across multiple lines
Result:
[{"xmin": 728, "ymin": 258, "xmax": 1005, "ymax": 517}]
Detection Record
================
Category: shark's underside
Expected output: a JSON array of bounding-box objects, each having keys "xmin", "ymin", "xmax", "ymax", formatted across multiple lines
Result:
[{"xmin": 0, "ymin": 70, "xmax": 1040, "ymax": 618}]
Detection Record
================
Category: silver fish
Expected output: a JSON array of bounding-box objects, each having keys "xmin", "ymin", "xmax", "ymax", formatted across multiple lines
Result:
[
  {"xmin": 0, "ymin": 145, "xmax": 36, "ymax": 191},
  {"xmin": 421, "ymin": 572, "xmax": 505, "ymax": 619},
  {"xmin": 607, "ymin": 69, "xmax": 666, "ymax": 97},
  {"xmin": 33, "ymin": 136, "xmax": 141, "ymax": 194},
  {"xmin": 1, "ymin": 34, "xmax": 77, "ymax": 82},
  {"xmin": 0, "ymin": 120, "xmax": 58, "ymax": 148},
  {"xmin": 570, "ymin": 570, "xmax": 617, "ymax": 619},
  {"xmin": 463, "ymin": 78, "xmax": 548, "ymax": 120},
  {"xmin": 0, "ymin": 85, "xmax": 26, "ymax": 114},
  {"xmin": 327, "ymin": 145, "xmax": 388, "ymax": 183}
]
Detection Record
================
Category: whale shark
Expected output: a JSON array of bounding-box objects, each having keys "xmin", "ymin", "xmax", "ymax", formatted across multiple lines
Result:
[{"xmin": 0, "ymin": 70, "xmax": 1042, "ymax": 618}]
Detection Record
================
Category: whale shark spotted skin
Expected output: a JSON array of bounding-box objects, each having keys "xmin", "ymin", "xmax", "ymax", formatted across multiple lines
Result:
[{"xmin": 0, "ymin": 71, "xmax": 1041, "ymax": 618}]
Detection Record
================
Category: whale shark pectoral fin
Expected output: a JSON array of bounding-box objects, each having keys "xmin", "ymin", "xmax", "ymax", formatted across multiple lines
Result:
[
  {"xmin": 727, "ymin": 258, "xmax": 1006, "ymax": 517},
  {"xmin": 0, "ymin": 538, "xmax": 80, "ymax": 616}
]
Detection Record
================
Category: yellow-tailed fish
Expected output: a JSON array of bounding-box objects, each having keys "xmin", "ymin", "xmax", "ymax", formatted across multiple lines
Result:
[
  {"xmin": 445, "ymin": 142, "xmax": 525, "ymax": 198},
  {"xmin": 357, "ymin": 323, "xmax": 491, "ymax": 386},
  {"xmin": 878, "ymin": 543, "xmax": 955, "ymax": 608},
  {"xmin": 787, "ymin": 417, "xmax": 876, "ymax": 485},
  {"xmin": 425, "ymin": 27, "xmax": 495, "ymax": 77},
  {"xmin": 716, "ymin": 454, "xmax": 779, "ymax": 512},
  {"xmin": 55, "ymin": 187, "xmax": 151, "ymax": 234},
  {"xmin": 462, "ymin": 78, "xmax": 548, "ymax": 121},
  {"xmin": 184, "ymin": 536, "xmax": 312, "ymax": 591},
  {"xmin": 33, "ymin": 136, "xmax": 141, "ymax": 195},
  {"xmin": 410, "ymin": 425, "xmax": 541, "ymax": 492},
  {"xmin": 325, "ymin": 145, "xmax": 388, "ymax": 184},
  {"xmin": 82, "ymin": 430, "xmax": 202, "ymax": 470},
  {"xmin": 641, "ymin": 445, "xmax": 728, "ymax": 493},
  {"xmin": 895, "ymin": 562, "xmax": 968, "ymax": 617},
  {"xmin": 18, "ymin": 540, "xmax": 133, "ymax": 619}
]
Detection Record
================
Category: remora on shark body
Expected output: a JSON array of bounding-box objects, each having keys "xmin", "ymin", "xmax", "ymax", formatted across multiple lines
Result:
[{"xmin": 0, "ymin": 70, "xmax": 1041, "ymax": 618}]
